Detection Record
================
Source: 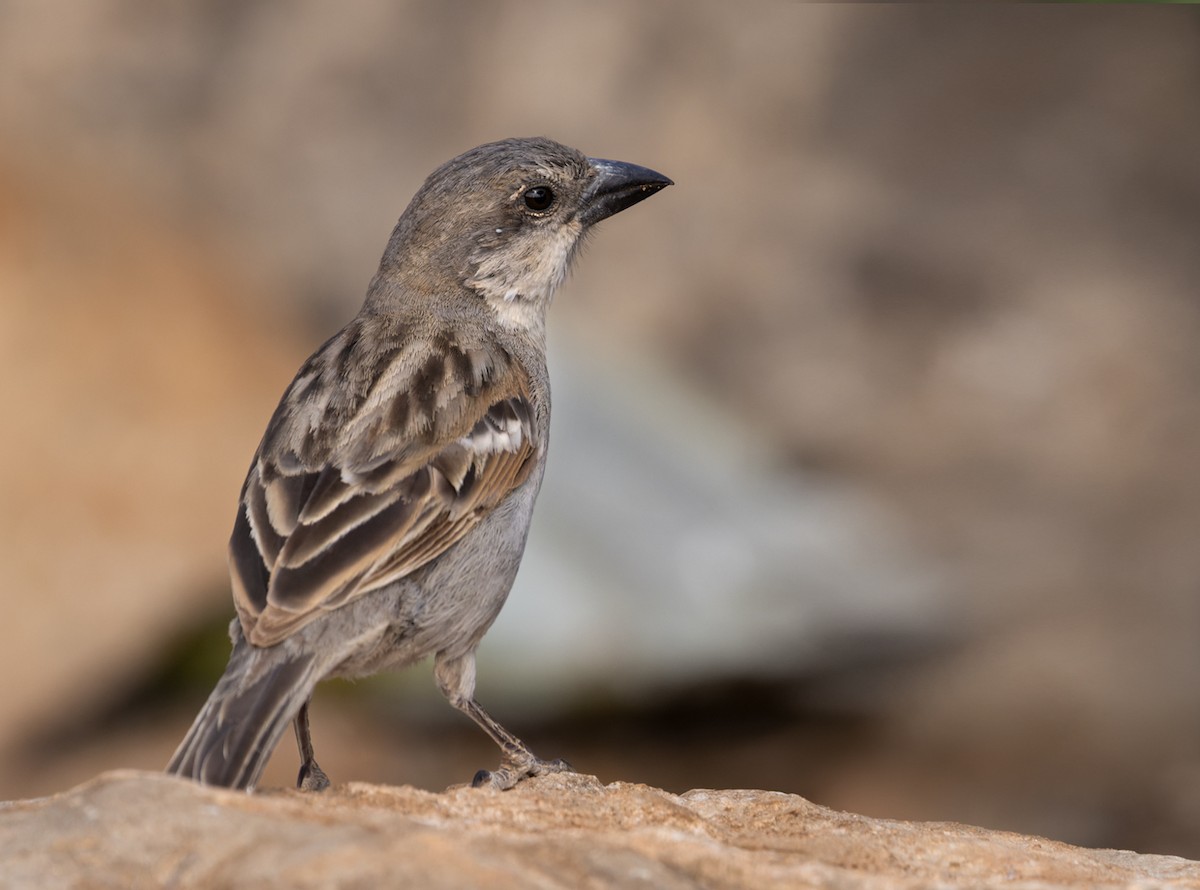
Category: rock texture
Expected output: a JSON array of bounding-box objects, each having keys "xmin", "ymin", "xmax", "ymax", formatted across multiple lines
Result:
[{"xmin": 1, "ymin": 772, "xmax": 1196, "ymax": 890}]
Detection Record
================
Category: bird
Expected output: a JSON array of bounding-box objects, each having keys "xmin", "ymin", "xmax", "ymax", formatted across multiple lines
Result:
[{"xmin": 166, "ymin": 137, "xmax": 672, "ymax": 792}]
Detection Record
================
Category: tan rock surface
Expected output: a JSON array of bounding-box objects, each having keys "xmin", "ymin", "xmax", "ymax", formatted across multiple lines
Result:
[{"xmin": 1, "ymin": 771, "xmax": 1196, "ymax": 890}]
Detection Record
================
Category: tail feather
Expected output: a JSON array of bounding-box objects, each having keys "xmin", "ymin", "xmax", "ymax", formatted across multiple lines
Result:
[{"xmin": 167, "ymin": 645, "xmax": 319, "ymax": 790}]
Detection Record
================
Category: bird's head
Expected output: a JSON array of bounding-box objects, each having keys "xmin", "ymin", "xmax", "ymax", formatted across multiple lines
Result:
[{"xmin": 373, "ymin": 137, "xmax": 672, "ymax": 333}]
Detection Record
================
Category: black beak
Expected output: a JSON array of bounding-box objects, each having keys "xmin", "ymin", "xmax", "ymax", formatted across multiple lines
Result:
[{"xmin": 579, "ymin": 158, "xmax": 673, "ymax": 226}]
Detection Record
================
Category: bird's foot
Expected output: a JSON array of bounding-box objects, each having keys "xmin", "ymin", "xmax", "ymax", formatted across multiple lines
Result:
[
  {"xmin": 471, "ymin": 755, "xmax": 574, "ymax": 790},
  {"xmin": 297, "ymin": 760, "xmax": 332, "ymax": 792}
]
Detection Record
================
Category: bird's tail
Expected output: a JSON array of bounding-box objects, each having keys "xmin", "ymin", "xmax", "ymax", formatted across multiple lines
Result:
[{"xmin": 166, "ymin": 639, "xmax": 319, "ymax": 791}]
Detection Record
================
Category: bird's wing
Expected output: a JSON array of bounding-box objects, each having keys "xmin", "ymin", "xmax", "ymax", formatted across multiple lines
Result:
[{"xmin": 228, "ymin": 327, "xmax": 539, "ymax": 648}]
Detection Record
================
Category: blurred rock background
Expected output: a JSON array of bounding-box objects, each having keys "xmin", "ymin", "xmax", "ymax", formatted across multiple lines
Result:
[{"xmin": 2, "ymin": 1, "xmax": 1199, "ymax": 858}]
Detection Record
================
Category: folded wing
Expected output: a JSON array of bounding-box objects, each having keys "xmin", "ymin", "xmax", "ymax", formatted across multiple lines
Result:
[{"xmin": 228, "ymin": 325, "xmax": 538, "ymax": 648}]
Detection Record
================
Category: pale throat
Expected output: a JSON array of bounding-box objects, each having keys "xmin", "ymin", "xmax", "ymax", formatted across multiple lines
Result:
[{"xmin": 467, "ymin": 222, "xmax": 582, "ymax": 334}]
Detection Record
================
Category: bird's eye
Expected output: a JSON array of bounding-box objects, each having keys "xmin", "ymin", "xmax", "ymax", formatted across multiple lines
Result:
[{"xmin": 523, "ymin": 186, "xmax": 554, "ymax": 212}]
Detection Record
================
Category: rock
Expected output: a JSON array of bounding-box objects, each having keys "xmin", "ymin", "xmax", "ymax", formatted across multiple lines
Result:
[{"xmin": 1, "ymin": 771, "xmax": 1196, "ymax": 889}]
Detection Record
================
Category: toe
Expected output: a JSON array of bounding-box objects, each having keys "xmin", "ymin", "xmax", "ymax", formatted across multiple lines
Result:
[{"xmin": 535, "ymin": 757, "xmax": 574, "ymax": 775}]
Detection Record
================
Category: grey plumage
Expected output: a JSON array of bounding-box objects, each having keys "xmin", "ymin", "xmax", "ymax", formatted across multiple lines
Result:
[{"xmin": 166, "ymin": 137, "xmax": 671, "ymax": 791}]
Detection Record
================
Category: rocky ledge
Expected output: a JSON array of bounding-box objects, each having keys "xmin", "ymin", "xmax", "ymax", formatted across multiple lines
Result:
[{"xmin": 1, "ymin": 771, "xmax": 1196, "ymax": 889}]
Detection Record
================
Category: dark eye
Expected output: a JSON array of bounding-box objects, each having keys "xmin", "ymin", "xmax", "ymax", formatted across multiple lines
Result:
[{"xmin": 523, "ymin": 186, "xmax": 554, "ymax": 212}]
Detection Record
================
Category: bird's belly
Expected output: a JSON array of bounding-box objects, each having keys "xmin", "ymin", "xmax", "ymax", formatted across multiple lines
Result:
[{"xmin": 323, "ymin": 474, "xmax": 542, "ymax": 680}]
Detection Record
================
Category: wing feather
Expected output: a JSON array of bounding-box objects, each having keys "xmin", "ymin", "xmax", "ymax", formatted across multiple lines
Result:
[{"xmin": 228, "ymin": 324, "xmax": 540, "ymax": 648}]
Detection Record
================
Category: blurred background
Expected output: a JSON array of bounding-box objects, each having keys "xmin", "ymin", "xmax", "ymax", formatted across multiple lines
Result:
[{"xmin": 3, "ymin": 1, "xmax": 1200, "ymax": 858}]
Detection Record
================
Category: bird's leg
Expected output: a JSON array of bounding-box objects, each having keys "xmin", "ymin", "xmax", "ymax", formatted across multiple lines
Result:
[
  {"xmin": 434, "ymin": 651, "xmax": 572, "ymax": 790},
  {"xmin": 460, "ymin": 696, "xmax": 574, "ymax": 789},
  {"xmin": 293, "ymin": 699, "xmax": 331, "ymax": 791}
]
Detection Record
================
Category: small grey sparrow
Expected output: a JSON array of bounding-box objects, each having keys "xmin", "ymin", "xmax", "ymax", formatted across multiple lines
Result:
[{"xmin": 166, "ymin": 137, "xmax": 671, "ymax": 791}]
